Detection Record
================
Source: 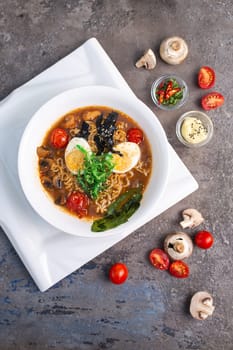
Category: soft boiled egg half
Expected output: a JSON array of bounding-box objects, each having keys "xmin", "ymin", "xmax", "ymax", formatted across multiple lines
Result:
[
  {"xmin": 112, "ymin": 142, "xmax": 141, "ymax": 173},
  {"xmin": 65, "ymin": 137, "xmax": 91, "ymax": 174}
]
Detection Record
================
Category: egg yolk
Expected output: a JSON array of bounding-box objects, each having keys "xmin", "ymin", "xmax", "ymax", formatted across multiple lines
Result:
[
  {"xmin": 112, "ymin": 144, "xmax": 140, "ymax": 173},
  {"xmin": 65, "ymin": 149, "xmax": 85, "ymax": 174},
  {"xmin": 112, "ymin": 153, "xmax": 129, "ymax": 173}
]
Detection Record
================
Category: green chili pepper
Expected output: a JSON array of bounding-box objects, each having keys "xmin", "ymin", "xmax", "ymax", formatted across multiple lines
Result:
[{"xmin": 91, "ymin": 186, "xmax": 143, "ymax": 232}]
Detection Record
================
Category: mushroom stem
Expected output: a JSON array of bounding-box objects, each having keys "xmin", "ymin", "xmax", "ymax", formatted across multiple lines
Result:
[
  {"xmin": 203, "ymin": 298, "xmax": 212, "ymax": 306},
  {"xmin": 199, "ymin": 311, "xmax": 209, "ymax": 320},
  {"xmin": 180, "ymin": 215, "xmax": 194, "ymax": 229},
  {"xmin": 173, "ymin": 242, "xmax": 185, "ymax": 253},
  {"xmin": 171, "ymin": 40, "xmax": 181, "ymax": 51}
]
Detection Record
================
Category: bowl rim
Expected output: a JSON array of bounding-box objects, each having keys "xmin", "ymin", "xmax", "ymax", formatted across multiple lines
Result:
[
  {"xmin": 151, "ymin": 74, "xmax": 189, "ymax": 110},
  {"xmin": 176, "ymin": 110, "xmax": 214, "ymax": 147},
  {"xmin": 18, "ymin": 85, "xmax": 170, "ymax": 237}
]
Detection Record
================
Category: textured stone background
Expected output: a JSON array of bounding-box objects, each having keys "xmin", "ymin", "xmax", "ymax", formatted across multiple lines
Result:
[{"xmin": 0, "ymin": 1, "xmax": 232, "ymax": 349}]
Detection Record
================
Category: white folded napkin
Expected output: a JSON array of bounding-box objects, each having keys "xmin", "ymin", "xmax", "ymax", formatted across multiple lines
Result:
[{"xmin": 0, "ymin": 38, "xmax": 198, "ymax": 291}]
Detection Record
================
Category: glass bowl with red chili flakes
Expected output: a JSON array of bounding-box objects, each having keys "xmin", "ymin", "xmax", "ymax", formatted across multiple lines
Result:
[{"xmin": 151, "ymin": 74, "xmax": 189, "ymax": 110}]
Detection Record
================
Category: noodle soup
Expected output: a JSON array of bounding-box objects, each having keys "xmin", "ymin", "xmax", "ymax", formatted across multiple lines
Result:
[{"xmin": 37, "ymin": 106, "xmax": 152, "ymax": 228}]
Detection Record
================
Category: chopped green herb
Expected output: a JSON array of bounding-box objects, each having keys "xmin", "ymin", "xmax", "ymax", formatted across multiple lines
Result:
[{"xmin": 77, "ymin": 145, "xmax": 114, "ymax": 199}]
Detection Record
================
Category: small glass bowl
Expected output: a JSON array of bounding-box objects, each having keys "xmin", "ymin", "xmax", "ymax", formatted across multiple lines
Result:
[
  {"xmin": 176, "ymin": 110, "xmax": 214, "ymax": 148},
  {"xmin": 151, "ymin": 74, "xmax": 189, "ymax": 110}
]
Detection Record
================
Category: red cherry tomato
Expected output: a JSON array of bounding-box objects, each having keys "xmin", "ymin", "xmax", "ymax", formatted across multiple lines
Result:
[
  {"xmin": 109, "ymin": 263, "xmax": 128, "ymax": 284},
  {"xmin": 149, "ymin": 248, "xmax": 170, "ymax": 270},
  {"xmin": 201, "ymin": 92, "xmax": 224, "ymax": 110},
  {"xmin": 66, "ymin": 191, "xmax": 89, "ymax": 218},
  {"xmin": 194, "ymin": 230, "xmax": 214, "ymax": 249},
  {"xmin": 198, "ymin": 66, "xmax": 215, "ymax": 89},
  {"xmin": 127, "ymin": 128, "xmax": 144, "ymax": 144},
  {"xmin": 50, "ymin": 127, "xmax": 69, "ymax": 148},
  {"xmin": 169, "ymin": 260, "xmax": 189, "ymax": 278}
]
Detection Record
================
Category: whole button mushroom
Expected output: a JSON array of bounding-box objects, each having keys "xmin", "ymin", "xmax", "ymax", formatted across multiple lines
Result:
[
  {"xmin": 135, "ymin": 49, "xmax": 157, "ymax": 70},
  {"xmin": 180, "ymin": 208, "xmax": 204, "ymax": 229},
  {"xmin": 190, "ymin": 291, "xmax": 215, "ymax": 320},
  {"xmin": 164, "ymin": 232, "xmax": 193, "ymax": 260},
  {"xmin": 159, "ymin": 36, "xmax": 188, "ymax": 65}
]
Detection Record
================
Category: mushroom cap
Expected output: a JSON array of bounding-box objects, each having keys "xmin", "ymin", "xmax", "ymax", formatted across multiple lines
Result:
[
  {"xmin": 180, "ymin": 208, "xmax": 204, "ymax": 229},
  {"xmin": 164, "ymin": 232, "xmax": 193, "ymax": 260},
  {"xmin": 135, "ymin": 48, "xmax": 156, "ymax": 70},
  {"xmin": 159, "ymin": 36, "xmax": 188, "ymax": 65},
  {"xmin": 190, "ymin": 291, "xmax": 215, "ymax": 320}
]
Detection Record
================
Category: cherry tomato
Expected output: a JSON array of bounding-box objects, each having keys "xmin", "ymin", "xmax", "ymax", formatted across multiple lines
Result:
[
  {"xmin": 50, "ymin": 127, "xmax": 69, "ymax": 148},
  {"xmin": 169, "ymin": 260, "xmax": 189, "ymax": 278},
  {"xmin": 201, "ymin": 92, "xmax": 224, "ymax": 110},
  {"xmin": 66, "ymin": 191, "xmax": 89, "ymax": 218},
  {"xmin": 149, "ymin": 248, "xmax": 170, "ymax": 270},
  {"xmin": 109, "ymin": 263, "xmax": 128, "ymax": 284},
  {"xmin": 198, "ymin": 66, "xmax": 215, "ymax": 89},
  {"xmin": 127, "ymin": 128, "xmax": 144, "ymax": 144},
  {"xmin": 194, "ymin": 230, "xmax": 214, "ymax": 249}
]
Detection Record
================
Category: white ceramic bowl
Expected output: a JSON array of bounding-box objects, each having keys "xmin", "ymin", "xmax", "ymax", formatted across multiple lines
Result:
[{"xmin": 18, "ymin": 86, "xmax": 169, "ymax": 237}]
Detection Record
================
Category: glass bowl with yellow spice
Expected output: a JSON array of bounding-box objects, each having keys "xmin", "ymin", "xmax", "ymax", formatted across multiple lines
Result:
[{"xmin": 176, "ymin": 110, "xmax": 213, "ymax": 147}]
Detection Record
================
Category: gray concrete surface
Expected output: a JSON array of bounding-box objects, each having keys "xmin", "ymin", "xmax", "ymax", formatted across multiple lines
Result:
[{"xmin": 0, "ymin": 0, "xmax": 232, "ymax": 349}]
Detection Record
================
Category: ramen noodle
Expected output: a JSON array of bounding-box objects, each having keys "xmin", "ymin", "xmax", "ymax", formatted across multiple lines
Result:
[{"xmin": 37, "ymin": 106, "xmax": 152, "ymax": 220}]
